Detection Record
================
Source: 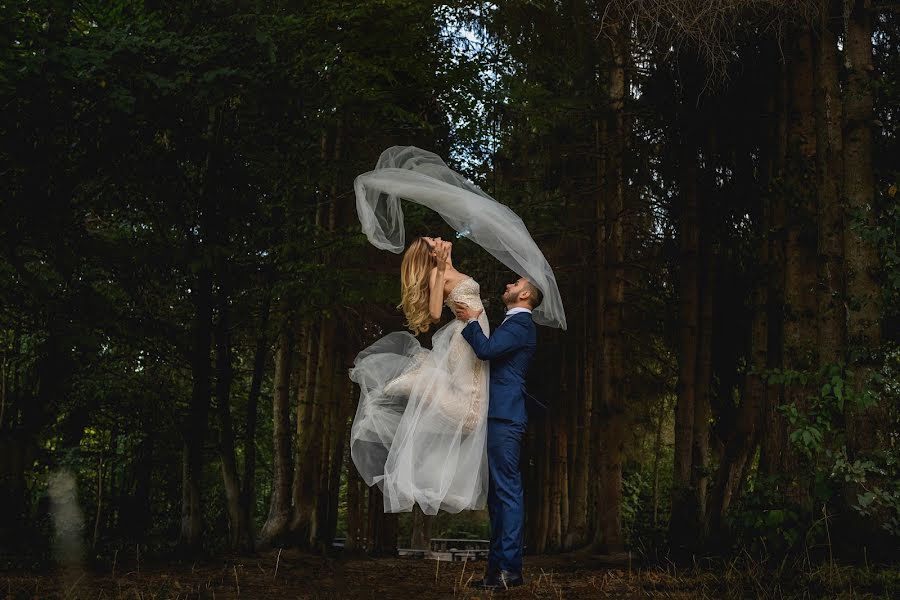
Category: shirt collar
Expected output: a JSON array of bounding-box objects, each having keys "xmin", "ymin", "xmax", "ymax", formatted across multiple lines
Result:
[{"xmin": 504, "ymin": 307, "xmax": 532, "ymax": 318}]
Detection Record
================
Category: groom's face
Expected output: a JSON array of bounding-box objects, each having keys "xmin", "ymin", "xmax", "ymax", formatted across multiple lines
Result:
[{"xmin": 502, "ymin": 278, "xmax": 527, "ymax": 306}]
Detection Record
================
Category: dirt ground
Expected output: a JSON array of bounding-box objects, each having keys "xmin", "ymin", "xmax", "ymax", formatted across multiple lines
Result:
[{"xmin": 2, "ymin": 549, "xmax": 897, "ymax": 599}]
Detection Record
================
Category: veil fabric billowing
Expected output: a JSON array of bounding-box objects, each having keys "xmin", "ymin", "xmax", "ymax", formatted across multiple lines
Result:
[{"xmin": 354, "ymin": 146, "xmax": 567, "ymax": 330}]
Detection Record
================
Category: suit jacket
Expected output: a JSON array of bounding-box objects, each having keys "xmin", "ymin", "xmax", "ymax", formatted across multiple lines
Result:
[{"xmin": 461, "ymin": 312, "xmax": 536, "ymax": 424}]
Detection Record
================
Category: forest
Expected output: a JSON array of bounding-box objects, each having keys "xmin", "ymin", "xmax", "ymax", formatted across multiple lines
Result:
[{"xmin": 1, "ymin": 0, "xmax": 898, "ymax": 598}]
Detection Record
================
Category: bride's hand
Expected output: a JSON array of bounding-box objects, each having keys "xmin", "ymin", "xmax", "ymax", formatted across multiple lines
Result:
[{"xmin": 434, "ymin": 240, "xmax": 451, "ymax": 271}]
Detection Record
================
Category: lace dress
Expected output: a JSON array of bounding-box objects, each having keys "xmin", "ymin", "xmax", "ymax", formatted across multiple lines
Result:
[{"xmin": 349, "ymin": 277, "xmax": 490, "ymax": 514}]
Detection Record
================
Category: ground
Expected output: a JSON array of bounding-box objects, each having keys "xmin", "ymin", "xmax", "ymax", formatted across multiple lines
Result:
[{"xmin": 2, "ymin": 549, "xmax": 898, "ymax": 599}]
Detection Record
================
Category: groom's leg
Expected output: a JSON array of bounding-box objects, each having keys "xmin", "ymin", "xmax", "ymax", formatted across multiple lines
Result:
[
  {"xmin": 486, "ymin": 420, "xmax": 503, "ymax": 575},
  {"xmin": 489, "ymin": 419, "xmax": 526, "ymax": 575}
]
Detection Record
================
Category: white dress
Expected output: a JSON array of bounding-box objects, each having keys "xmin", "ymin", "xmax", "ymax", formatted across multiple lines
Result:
[{"xmin": 349, "ymin": 277, "xmax": 490, "ymax": 514}]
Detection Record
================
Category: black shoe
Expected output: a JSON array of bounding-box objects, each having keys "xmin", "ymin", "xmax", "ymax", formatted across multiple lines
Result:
[
  {"xmin": 471, "ymin": 570, "xmax": 524, "ymax": 591},
  {"xmin": 471, "ymin": 571, "xmax": 501, "ymax": 590},
  {"xmin": 499, "ymin": 570, "xmax": 525, "ymax": 589}
]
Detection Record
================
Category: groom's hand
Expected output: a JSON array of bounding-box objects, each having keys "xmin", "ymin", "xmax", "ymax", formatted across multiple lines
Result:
[{"xmin": 454, "ymin": 304, "xmax": 483, "ymax": 322}]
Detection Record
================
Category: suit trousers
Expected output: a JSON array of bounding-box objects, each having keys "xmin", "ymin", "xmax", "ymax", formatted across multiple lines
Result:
[{"xmin": 486, "ymin": 417, "xmax": 526, "ymax": 574}]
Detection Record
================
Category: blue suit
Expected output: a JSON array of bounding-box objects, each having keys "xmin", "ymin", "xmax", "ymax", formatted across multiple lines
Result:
[{"xmin": 461, "ymin": 311, "xmax": 536, "ymax": 575}]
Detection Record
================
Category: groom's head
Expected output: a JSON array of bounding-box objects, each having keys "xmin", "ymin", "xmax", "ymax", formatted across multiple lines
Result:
[{"xmin": 502, "ymin": 277, "xmax": 543, "ymax": 310}]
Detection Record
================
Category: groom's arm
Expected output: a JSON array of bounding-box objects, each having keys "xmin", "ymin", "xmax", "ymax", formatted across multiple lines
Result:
[{"xmin": 461, "ymin": 319, "xmax": 528, "ymax": 361}]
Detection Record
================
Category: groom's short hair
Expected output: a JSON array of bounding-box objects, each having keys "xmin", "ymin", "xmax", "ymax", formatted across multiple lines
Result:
[{"xmin": 523, "ymin": 281, "xmax": 543, "ymax": 309}]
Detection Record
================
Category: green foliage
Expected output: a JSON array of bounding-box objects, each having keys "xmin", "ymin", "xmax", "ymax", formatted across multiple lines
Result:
[
  {"xmin": 736, "ymin": 350, "xmax": 900, "ymax": 551},
  {"xmin": 621, "ymin": 467, "xmax": 667, "ymax": 550},
  {"xmin": 831, "ymin": 447, "xmax": 900, "ymax": 538},
  {"xmin": 766, "ymin": 364, "xmax": 878, "ymax": 461},
  {"xmin": 726, "ymin": 474, "xmax": 810, "ymax": 556}
]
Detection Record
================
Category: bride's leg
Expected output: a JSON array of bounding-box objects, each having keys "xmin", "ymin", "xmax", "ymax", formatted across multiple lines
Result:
[{"xmin": 383, "ymin": 350, "xmax": 428, "ymax": 397}]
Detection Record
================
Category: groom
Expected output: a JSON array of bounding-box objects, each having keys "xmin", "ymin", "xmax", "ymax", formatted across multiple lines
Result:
[{"xmin": 454, "ymin": 277, "xmax": 542, "ymax": 590}]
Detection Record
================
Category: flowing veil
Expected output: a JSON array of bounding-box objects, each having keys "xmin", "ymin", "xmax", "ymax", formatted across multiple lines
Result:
[
  {"xmin": 354, "ymin": 146, "xmax": 566, "ymax": 330},
  {"xmin": 349, "ymin": 146, "xmax": 566, "ymax": 515}
]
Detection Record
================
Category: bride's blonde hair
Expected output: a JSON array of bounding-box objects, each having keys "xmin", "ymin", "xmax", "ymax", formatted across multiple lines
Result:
[{"xmin": 400, "ymin": 237, "xmax": 436, "ymax": 335}]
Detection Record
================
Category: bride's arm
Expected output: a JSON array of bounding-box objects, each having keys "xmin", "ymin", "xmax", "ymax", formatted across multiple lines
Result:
[{"xmin": 428, "ymin": 241, "xmax": 450, "ymax": 321}]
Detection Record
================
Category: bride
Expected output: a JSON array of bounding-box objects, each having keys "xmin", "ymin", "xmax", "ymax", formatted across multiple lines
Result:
[
  {"xmin": 349, "ymin": 235, "xmax": 491, "ymax": 514},
  {"xmin": 348, "ymin": 146, "xmax": 566, "ymax": 515}
]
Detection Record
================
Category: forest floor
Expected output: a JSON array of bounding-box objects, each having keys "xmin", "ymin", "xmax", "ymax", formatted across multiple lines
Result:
[{"xmin": 3, "ymin": 549, "xmax": 898, "ymax": 600}]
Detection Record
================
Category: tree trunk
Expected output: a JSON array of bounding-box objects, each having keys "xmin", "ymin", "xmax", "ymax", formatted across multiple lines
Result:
[
  {"xmin": 309, "ymin": 316, "xmax": 337, "ymax": 547},
  {"xmin": 178, "ymin": 104, "xmax": 220, "ymax": 553},
  {"xmin": 563, "ymin": 282, "xmax": 591, "ymax": 548},
  {"xmin": 707, "ymin": 147, "xmax": 770, "ymax": 537},
  {"xmin": 215, "ymin": 285, "xmax": 252, "ymax": 551},
  {"xmin": 240, "ymin": 268, "xmax": 274, "ymax": 552},
  {"xmin": 290, "ymin": 323, "xmax": 318, "ymax": 544},
  {"xmin": 691, "ymin": 222, "xmax": 714, "ymax": 540},
  {"xmin": 547, "ymin": 422, "xmax": 563, "ymax": 552},
  {"xmin": 345, "ymin": 464, "xmax": 367, "ymax": 553},
  {"xmin": 814, "ymin": 0, "xmax": 846, "ymax": 367},
  {"xmin": 409, "ymin": 504, "xmax": 433, "ymax": 550},
  {"xmin": 321, "ymin": 359, "xmax": 351, "ymax": 552},
  {"xmin": 366, "ymin": 487, "xmax": 399, "ymax": 556},
  {"xmin": 781, "ymin": 27, "xmax": 818, "ymax": 509},
  {"xmin": 258, "ymin": 304, "xmax": 294, "ymax": 547},
  {"xmin": 670, "ymin": 65, "xmax": 701, "ymax": 555},
  {"xmin": 180, "ymin": 260, "xmax": 213, "ymax": 552},
  {"xmin": 536, "ymin": 417, "xmax": 551, "ymax": 554},
  {"xmin": 92, "ymin": 457, "xmax": 103, "ymax": 550},
  {"xmin": 118, "ymin": 429, "xmax": 153, "ymax": 541},
  {"xmin": 759, "ymin": 56, "xmax": 789, "ymax": 477},
  {"xmin": 593, "ymin": 20, "xmax": 627, "ymax": 553},
  {"xmin": 842, "ymin": 0, "xmax": 882, "ymax": 458},
  {"xmin": 651, "ymin": 396, "xmax": 666, "ymax": 526}
]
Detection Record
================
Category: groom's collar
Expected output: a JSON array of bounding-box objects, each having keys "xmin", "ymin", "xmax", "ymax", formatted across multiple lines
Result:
[{"xmin": 502, "ymin": 307, "xmax": 532, "ymax": 323}]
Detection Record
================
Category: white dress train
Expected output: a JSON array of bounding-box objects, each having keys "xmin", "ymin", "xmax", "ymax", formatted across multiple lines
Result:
[{"xmin": 349, "ymin": 277, "xmax": 490, "ymax": 514}]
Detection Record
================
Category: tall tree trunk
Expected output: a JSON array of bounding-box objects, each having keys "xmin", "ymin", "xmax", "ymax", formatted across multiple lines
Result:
[
  {"xmin": 318, "ymin": 355, "xmax": 351, "ymax": 552},
  {"xmin": 651, "ymin": 396, "xmax": 666, "ymax": 526},
  {"xmin": 814, "ymin": 0, "xmax": 846, "ymax": 366},
  {"xmin": 345, "ymin": 463, "xmax": 367, "ymax": 554},
  {"xmin": 215, "ymin": 285, "xmax": 252, "ymax": 551},
  {"xmin": 366, "ymin": 487, "xmax": 399, "ymax": 556},
  {"xmin": 179, "ymin": 105, "xmax": 220, "ymax": 553},
  {"xmin": 593, "ymin": 18, "xmax": 627, "ymax": 553},
  {"xmin": 692, "ymin": 222, "xmax": 714, "ymax": 540},
  {"xmin": 842, "ymin": 0, "xmax": 882, "ymax": 458},
  {"xmin": 563, "ymin": 293, "xmax": 591, "ymax": 548},
  {"xmin": 180, "ymin": 260, "xmax": 213, "ymax": 552},
  {"xmin": 119, "ymin": 428, "xmax": 153, "ymax": 541},
  {"xmin": 547, "ymin": 423, "xmax": 563, "ymax": 552},
  {"xmin": 258, "ymin": 304, "xmax": 294, "ymax": 547},
  {"xmin": 409, "ymin": 504, "xmax": 433, "ymax": 550},
  {"xmin": 312, "ymin": 123, "xmax": 344, "ymax": 551},
  {"xmin": 309, "ymin": 316, "xmax": 336, "ymax": 546},
  {"xmin": 240, "ymin": 268, "xmax": 274, "ymax": 552},
  {"xmin": 670, "ymin": 63, "xmax": 701, "ymax": 555},
  {"xmin": 781, "ymin": 28, "xmax": 818, "ymax": 509},
  {"xmin": 555, "ymin": 422, "xmax": 569, "ymax": 551},
  {"xmin": 536, "ymin": 417, "xmax": 552, "ymax": 554},
  {"xmin": 707, "ymin": 133, "xmax": 771, "ymax": 538},
  {"xmin": 759, "ymin": 56, "xmax": 790, "ymax": 477},
  {"xmin": 290, "ymin": 323, "xmax": 318, "ymax": 544}
]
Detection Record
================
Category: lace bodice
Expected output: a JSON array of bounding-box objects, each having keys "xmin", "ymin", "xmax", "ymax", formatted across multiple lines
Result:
[{"xmin": 445, "ymin": 277, "xmax": 484, "ymax": 312}]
